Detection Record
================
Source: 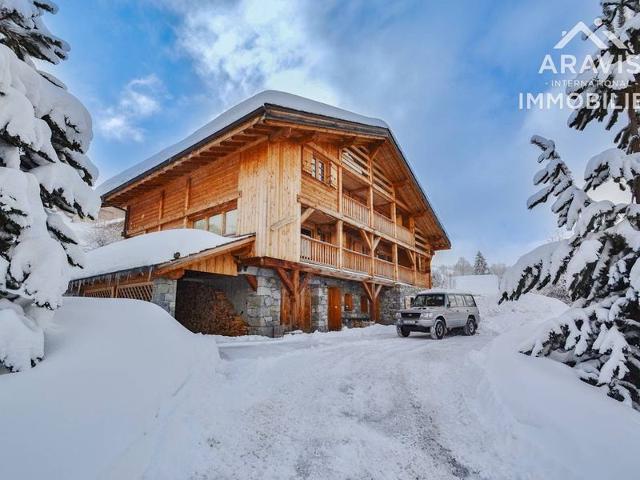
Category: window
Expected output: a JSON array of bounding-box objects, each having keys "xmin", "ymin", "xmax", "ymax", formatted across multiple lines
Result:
[
  {"xmin": 226, "ymin": 209, "xmax": 237, "ymax": 235},
  {"xmin": 208, "ymin": 213, "xmax": 224, "ymax": 235},
  {"xmin": 344, "ymin": 293, "xmax": 353, "ymax": 312},
  {"xmin": 464, "ymin": 295, "xmax": 476, "ymax": 307},
  {"xmin": 303, "ymin": 148, "xmax": 337, "ymax": 188},
  {"xmin": 193, "ymin": 209, "xmax": 238, "ymax": 236},
  {"xmin": 301, "ymin": 227, "xmax": 313, "ymax": 238},
  {"xmin": 412, "ymin": 294, "xmax": 445, "ymax": 307},
  {"xmin": 448, "ymin": 295, "xmax": 459, "ymax": 307}
]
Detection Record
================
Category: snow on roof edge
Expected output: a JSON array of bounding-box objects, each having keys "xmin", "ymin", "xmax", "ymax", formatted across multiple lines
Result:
[
  {"xmin": 95, "ymin": 90, "xmax": 450, "ymax": 248},
  {"xmin": 96, "ymin": 90, "xmax": 388, "ymax": 197},
  {"xmin": 70, "ymin": 230, "xmax": 254, "ymax": 281}
]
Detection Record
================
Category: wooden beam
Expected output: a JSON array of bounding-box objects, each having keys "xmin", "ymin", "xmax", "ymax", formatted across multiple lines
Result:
[
  {"xmin": 294, "ymin": 131, "xmax": 319, "ymax": 144},
  {"xmin": 269, "ymin": 127, "xmax": 293, "ymax": 142},
  {"xmin": 276, "ymin": 267, "xmax": 295, "ymax": 294},
  {"xmin": 372, "ymin": 236, "xmax": 381, "ymax": 251},
  {"xmin": 300, "ymin": 207, "xmax": 316, "ymax": 224},
  {"xmin": 362, "ymin": 282, "xmax": 374, "ymax": 302},
  {"xmin": 244, "ymin": 275, "xmax": 258, "ymax": 292},
  {"xmin": 298, "ymin": 273, "xmax": 313, "ymax": 295},
  {"xmin": 368, "ymin": 140, "xmax": 385, "ymax": 160},
  {"xmin": 359, "ymin": 230, "xmax": 372, "ymax": 251}
]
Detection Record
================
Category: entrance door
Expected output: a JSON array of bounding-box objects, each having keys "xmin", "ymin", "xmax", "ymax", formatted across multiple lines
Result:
[{"xmin": 328, "ymin": 287, "xmax": 342, "ymax": 331}]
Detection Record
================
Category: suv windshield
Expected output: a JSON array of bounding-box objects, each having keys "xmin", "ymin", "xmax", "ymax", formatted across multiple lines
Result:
[{"xmin": 412, "ymin": 294, "xmax": 445, "ymax": 308}]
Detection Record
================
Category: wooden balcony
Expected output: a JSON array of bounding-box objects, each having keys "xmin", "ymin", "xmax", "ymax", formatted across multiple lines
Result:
[
  {"xmin": 343, "ymin": 248, "xmax": 370, "ymax": 274},
  {"xmin": 374, "ymin": 258, "xmax": 395, "ymax": 279},
  {"xmin": 398, "ymin": 265, "xmax": 415, "ymax": 284},
  {"xmin": 301, "ymin": 235, "xmax": 339, "ymax": 268},
  {"xmin": 343, "ymin": 194, "xmax": 370, "ymax": 225},
  {"xmin": 396, "ymin": 225, "xmax": 414, "ymax": 247},
  {"xmin": 373, "ymin": 211, "xmax": 395, "ymax": 238}
]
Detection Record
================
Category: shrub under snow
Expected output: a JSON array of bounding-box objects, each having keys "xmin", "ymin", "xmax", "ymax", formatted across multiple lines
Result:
[{"xmin": 0, "ymin": 1, "xmax": 99, "ymax": 371}]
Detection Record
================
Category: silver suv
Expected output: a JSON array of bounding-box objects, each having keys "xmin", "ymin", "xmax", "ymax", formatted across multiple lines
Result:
[{"xmin": 395, "ymin": 290, "xmax": 480, "ymax": 339}]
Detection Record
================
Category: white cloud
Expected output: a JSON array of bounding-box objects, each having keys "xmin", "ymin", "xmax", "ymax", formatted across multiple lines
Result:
[
  {"xmin": 156, "ymin": 0, "xmax": 339, "ymax": 107},
  {"xmin": 97, "ymin": 75, "xmax": 165, "ymax": 142}
]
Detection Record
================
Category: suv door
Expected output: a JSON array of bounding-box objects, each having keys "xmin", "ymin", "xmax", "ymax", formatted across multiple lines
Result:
[{"xmin": 446, "ymin": 294, "xmax": 464, "ymax": 327}]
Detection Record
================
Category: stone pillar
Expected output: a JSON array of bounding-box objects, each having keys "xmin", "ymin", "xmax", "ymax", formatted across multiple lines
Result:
[
  {"xmin": 151, "ymin": 278, "xmax": 178, "ymax": 316},
  {"xmin": 379, "ymin": 285, "xmax": 423, "ymax": 324},
  {"xmin": 244, "ymin": 268, "xmax": 283, "ymax": 337},
  {"xmin": 310, "ymin": 283, "xmax": 328, "ymax": 332}
]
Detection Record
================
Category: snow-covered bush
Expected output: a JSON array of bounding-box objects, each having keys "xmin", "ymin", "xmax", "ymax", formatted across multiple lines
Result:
[
  {"xmin": 0, "ymin": 1, "xmax": 99, "ymax": 371},
  {"xmin": 503, "ymin": 0, "xmax": 640, "ymax": 411}
]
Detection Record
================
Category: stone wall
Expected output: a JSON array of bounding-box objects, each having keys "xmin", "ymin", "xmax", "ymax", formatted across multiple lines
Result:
[
  {"xmin": 151, "ymin": 278, "xmax": 177, "ymax": 316},
  {"xmin": 379, "ymin": 284, "xmax": 424, "ymax": 324},
  {"xmin": 307, "ymin": 277, "xmax": 371, "ymax": 330}
]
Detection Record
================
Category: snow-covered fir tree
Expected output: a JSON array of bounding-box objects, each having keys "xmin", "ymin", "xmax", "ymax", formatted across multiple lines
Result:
[
  {"xmin": 474, "ymin": 251, "xmax": 489, "ymax": 275},
  {"xmin": 0, "ymin": 1, "xmax": 99, "ymax": 371},
  {"xmin": 502, "ymin": 1, "xmax": 640, "ymax": 410}
]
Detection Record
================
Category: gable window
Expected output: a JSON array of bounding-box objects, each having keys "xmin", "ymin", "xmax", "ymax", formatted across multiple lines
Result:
[
  {"xmin": 303, "ymin": 147, "xmax": 337, "ymax": 188},
  {"xmin": 193, "ymin": 208, "xmax": 238, "ymax": 236}
]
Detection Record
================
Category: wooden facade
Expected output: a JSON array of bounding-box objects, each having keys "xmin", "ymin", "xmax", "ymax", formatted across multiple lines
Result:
[{"xmin": 92, "ymin": 97, "xmax": 450, "ymax": 330}]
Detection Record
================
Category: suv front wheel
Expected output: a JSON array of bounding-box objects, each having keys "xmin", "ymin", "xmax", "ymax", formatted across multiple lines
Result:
[
  {"xmin": 431, "ymin": 319, "xmax": 446, "ymax": 340},
  {"xmin": 397, "ymin": 326, "xmax": 411, "ymax": 338}
]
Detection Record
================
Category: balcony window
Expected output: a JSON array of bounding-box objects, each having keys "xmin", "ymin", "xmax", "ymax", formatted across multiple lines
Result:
[{"xmin": 208, "ymin": 213, "xmax": 224, "ymax": 235}]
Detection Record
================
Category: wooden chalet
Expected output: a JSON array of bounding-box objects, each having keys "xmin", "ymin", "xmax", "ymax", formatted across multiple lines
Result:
[{"xmin": 71, "ymin": 91, "xmax": 450, "ymax": 336}]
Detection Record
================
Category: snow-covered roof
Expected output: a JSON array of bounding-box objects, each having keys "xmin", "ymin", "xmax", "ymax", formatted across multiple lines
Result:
[
  {"xmin": 97, "ymin": 90, "xmax": 388, "ymax": 197},
  {"xmin": 71, "ymin": 229, "xmax": 248, "ymax": 280}
]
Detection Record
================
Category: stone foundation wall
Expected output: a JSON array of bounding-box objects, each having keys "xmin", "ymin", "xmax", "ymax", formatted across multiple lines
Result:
[
  {"xmin": 151, "ymin": 278, "xmax": 177, "ymax": 316},
  {"xmin": 307, "ymin": 277, "xmax": 371, "ymax": 330},
  {"xmin": 379, "ymin": 284, "xmax": 424, "ymax": 324}
]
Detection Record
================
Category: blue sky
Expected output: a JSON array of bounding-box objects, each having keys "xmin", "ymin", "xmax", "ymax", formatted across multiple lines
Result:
[{"xmin": 46, "ymin": 0, "xmax": 611, "ymax": 265}]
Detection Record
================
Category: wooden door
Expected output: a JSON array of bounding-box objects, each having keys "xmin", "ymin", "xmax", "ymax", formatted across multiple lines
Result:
[{"xmin": 328, "ymin": 287, "xmax": 342, "ymax": 331}]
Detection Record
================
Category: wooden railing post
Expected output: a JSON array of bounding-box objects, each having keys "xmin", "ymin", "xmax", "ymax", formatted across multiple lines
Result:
[{"xmin": 337, "ymin": 220, "xmax": 343, "ymax": 269}]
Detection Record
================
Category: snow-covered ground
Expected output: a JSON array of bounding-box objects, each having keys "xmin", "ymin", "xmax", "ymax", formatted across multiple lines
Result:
[{"xmin": 1, "ymin": 294, "xmax": 639, "ymax": 479}]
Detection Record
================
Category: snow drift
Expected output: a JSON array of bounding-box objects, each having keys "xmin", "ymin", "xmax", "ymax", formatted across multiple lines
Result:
[{"xmin": 0, "ymin": 297, "xmax": 219, "ymax": 480}]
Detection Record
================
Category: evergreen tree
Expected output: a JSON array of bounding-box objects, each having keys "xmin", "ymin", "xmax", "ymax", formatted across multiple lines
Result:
[
  {"xmin": 0, "ymin": 1, "xmax": 99, "ymax": 371},
  {"xmin": 474, "ymin": 251, "xmax": 489, "ymax": 275},
  {"xmin": 503, "ymin": 2, "xmax": 640, "ymax": 410}
]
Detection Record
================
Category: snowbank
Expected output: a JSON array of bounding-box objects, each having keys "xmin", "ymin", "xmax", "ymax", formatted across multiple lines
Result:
[
  {"xmin": 71, "ymin": 228, "xmax": 244, "ymax": 279},
  {"xmin": 97, "ymin": 90, "xmax": 388, "ymax": 196},
  {"xmin": 471, "ymin": 294, "xmax": 640, "ymax": 478},
  {"xmin": 452, "ymin": 274, "xmax": 499, "ymax": 294},
  {"xmin": 0, "ymin": 297, "xmax": 219, "ymax": 480}
]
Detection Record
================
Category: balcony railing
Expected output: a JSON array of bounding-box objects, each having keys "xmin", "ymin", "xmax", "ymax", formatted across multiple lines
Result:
[
  {"xmin": 373, "ymin": 212, "xmax": 395, "ymax": 238},
  {"xmin": 374, "ymin": 258, "xmax": 395, "ymax": 279},
  {"xmin": 301, "ymin": 235, "xmax": 339, "ymax": 268},
  {"xmin": 398, "ymin": 265, "xmax": 415, "ymax": 284},
  {"xmin": 396, "ymin": 225, "xmax": 414, "ymax": 247},
  {"xmin": 343, "ymin": 194, "xmax": 370, "ymax": 225},
  {"xmin": 343, "ymin": 248, "xmax": 370, "ymax": 274}
]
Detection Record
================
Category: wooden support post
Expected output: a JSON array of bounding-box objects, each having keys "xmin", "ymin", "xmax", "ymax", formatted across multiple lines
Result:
[
  {"xmin": 368, "ymin": 185, "xmax": 374, "ymax": 228},
  {"xmin": 182, "ymin": 177, "xmax": 191, "ymax": 227},
  {"xmin": 244, "ymin": 274, "xmax": 258, "ymax": 292},
  {"xmin": 392, "ymin": 243, "xmax": 398, "ymax": 282},
  {"xmin": 337, "ymin": 220, "xmax": 343, "ymax": 269},
  {"xmin": 158, "ymin": 190, "xmax": 165, "ymax": 231},
  {"xmin": 337, "ymin": 164, "xmax": 343, "ymax": 214},
  {"xmin": 300, "ymin": 207, "xmax": 315, "ymax": 224}
]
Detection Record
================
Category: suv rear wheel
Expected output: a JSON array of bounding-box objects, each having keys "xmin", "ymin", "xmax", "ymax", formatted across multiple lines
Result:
[
  {"xmin": 431, "ymin": 319, "xmax": 446, "ymax": 340},
  {"xmin": 464, "ymin": 318, "xmax": 477, "ymax": 336}
]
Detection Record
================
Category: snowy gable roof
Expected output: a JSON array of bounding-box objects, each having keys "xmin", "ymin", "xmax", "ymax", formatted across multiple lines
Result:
[
  {"xmin": 70, "ymin": 229, "xmax": 249, "ymax": 280},
  {"xmin": 97, "ymin": 90, "xmax": 388, "ymax": 197}
]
